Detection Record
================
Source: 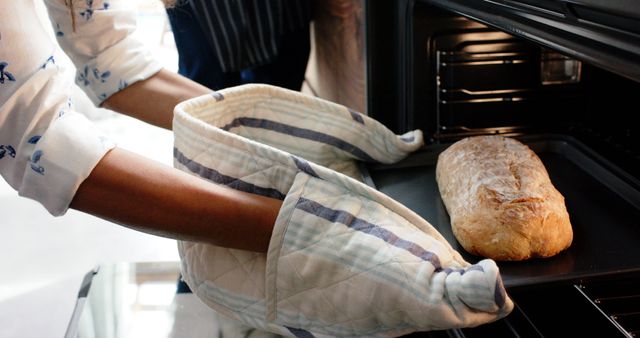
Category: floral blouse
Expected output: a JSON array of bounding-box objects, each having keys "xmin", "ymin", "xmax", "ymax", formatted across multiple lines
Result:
[{"xmin": 0, "ymin": 0, "xmax": 162, "ymax": 215}]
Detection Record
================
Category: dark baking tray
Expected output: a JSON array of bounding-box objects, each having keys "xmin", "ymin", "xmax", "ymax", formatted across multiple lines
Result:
[{"xmin": 361, "ymin": 134, "xmax": 640, "ymax": 288}]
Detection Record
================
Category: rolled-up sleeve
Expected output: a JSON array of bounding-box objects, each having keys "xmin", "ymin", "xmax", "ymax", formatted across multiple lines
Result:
[
  {"xmin": 0, "ymin": 0, "xmax": 159, "ymax": 215},
  {"xmin": 44, "ymin": 0, "xmax": 162, "ymax": 105}
]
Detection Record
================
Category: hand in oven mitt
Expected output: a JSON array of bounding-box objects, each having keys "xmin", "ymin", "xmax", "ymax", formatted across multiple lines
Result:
[{"xmin": 173, "ymin": 84, "xmax": 513, "ymax": 337}]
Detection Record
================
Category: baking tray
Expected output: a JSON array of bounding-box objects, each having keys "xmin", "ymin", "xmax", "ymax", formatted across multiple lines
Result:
[{"xmin": 361, "ymin": 134, "xmax": 640, "ymax": 288}]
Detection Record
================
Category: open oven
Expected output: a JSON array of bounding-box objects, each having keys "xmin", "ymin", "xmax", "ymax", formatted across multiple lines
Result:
[{"xmin": 361, "ymin": 0, "xmax": 640, "ymax": 336}]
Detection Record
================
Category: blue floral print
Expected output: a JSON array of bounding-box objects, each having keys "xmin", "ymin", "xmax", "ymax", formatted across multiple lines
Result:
[
  {"xmin": 79, "ymin": 8, "xmax": 93, "ymax": 20},
  {"xmin": 79, "ymin": 65, "xmax": 114, "ymax": 96},
  {"xmin": 31, "ymin": 150, "xmax": 43, "ymax": 162},
  {"xmin": 78, "ymin": 65, "xmax": 91, "ymax": 86},
  {"xmin": 25, "ymin": 135, "xmax": 45, "ymax": 174},
  {"xmin": 41, "ymin": 56, "xmax": 56, "ymax": 69},
  {"xmin": 1, "ymin": 138, "xmax": 44, "ymax": 173},
  {"xmin": 30, "ymin": 165, "xmax": 45, "ymax": 174},
  {"xmin": 79, "ymin": 1, "xmax": 110, "ymax": 21},
  {"xmin": 6, "ymin": 145, "xmax": 15, "ymax": 158},
  {"xmin": 118, "ymin": 79, "xmax": 128, "ymax": 91},
  {"xmin": 79, "ymin": 0, "xmax": 95, "ymax": 20},
  {"xmin": 0, "ymin": 62, "xmax": 16, "ymax": 84},
  {"xmin": 28, "ymin": 135, "xmax": 42, "ymax": 144},
  {"xmin": 30, "ymin": 150, "xmax": 45, "ymax": 175},
  {"xmin": 93, "ymin": 67, "xmax": 111, "ymax": 83},
  {"xmin": 0, "ymin": 145, "xmax": 16, "ymax": 159},
  {"xmin": 55, "ymin": 23, "xmax": 64, "ymax": 37}
]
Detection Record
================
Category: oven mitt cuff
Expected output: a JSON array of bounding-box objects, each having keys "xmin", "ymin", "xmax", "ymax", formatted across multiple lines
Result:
[
  {"xmin": 173, "ymin": 84, "xmax": 512, "ymax": 337},
  {"xmin": 173, "ymin": 84, "xmax": 423, "ymax": 180}
]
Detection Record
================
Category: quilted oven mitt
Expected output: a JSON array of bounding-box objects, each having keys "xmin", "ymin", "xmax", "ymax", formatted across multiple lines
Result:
[{"xmin": 172, "ymin": 84, "xmax": 513, "ymax": 337}]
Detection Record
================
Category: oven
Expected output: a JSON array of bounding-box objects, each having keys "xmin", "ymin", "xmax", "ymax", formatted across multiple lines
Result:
[{"xmin": 360, "ymin": 0, "xmax": 640, "ymax": 336}]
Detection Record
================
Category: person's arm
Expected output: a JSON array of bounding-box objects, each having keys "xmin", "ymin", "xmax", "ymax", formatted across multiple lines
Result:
[
  {"xmin": 68, "ymin": 67, "xmax": 281, "ymax": 252},
  {"xmin": 80, "ymin": 69, "xmax": 281, "ymax": 253},
  {"xmin": 65, "ymin": 25, "xmax": 280, "ymax": 251},
  {"xmin": 39, "ymin": 0, "xmax": 281, "ymax": 252},
  {"xmin": 70, "ymin": 147, "xmax": 280, "ymax": 252},
  {"xmin": 101, "ymin": 68, "xmax": 210, "ymax": 130}
]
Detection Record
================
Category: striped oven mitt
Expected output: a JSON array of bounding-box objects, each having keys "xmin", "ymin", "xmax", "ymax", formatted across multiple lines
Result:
[{"xmin": 173, "ymin": 84, "xmax": 513, "ymax": 338}]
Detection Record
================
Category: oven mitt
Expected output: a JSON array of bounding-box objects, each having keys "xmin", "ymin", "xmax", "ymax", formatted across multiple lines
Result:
[{"xmin": 173, "ymin": 84, "xmax": 513, "ymax": 337}]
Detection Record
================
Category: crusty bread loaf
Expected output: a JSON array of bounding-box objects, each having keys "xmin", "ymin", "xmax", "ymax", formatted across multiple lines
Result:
[{"xmin": 435, "ymin": 135, "xmax": 573, "ymax": 261}]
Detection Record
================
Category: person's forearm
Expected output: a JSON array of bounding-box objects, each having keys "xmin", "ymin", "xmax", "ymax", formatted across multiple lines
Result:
[
  {"xmin": 70, "ymin": 147, "xmax": 281, "ymax": 252},
  {"xmin": 102, "ymin": 69, "xmax": 211, "ymax": 130}
]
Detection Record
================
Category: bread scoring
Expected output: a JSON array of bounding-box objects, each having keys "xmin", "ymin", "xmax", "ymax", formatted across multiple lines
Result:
[{"xmin": 435, "ymin": 135, "xmax": 573, "ymax": 261}]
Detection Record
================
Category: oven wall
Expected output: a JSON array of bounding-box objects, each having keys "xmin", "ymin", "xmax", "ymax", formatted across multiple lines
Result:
[{"xmin": 365, "ymin": 0, "xmax": 639, "ymax": 175}]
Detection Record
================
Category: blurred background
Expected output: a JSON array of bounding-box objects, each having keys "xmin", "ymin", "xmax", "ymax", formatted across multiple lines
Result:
[{"xmin": 0, "ymin": 2, "xmax": 183, "ymax": 337}]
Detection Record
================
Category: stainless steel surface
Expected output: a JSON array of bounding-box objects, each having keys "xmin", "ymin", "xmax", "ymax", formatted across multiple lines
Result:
[{"xmin": 67, "ymin": 262, "xmax": 220, "ymax": 338}]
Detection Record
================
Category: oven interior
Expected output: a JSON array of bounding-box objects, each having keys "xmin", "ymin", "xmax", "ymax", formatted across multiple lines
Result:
[{"xmin": 362, "ymin": 1, "xmax": 640, "ymax": 336}]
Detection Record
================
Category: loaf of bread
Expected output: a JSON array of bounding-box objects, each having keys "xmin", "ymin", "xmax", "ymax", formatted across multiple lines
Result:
[{"xmin": 435, "ymin": 135, "xmax": 573, "ymax": 261}]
